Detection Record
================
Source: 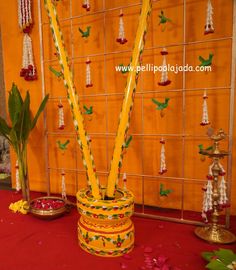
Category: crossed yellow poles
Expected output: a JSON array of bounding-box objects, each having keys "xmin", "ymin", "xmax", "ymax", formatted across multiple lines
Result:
[{"xmin": 44, "ymin": 0, "xmax": 152, "ymax": 199}]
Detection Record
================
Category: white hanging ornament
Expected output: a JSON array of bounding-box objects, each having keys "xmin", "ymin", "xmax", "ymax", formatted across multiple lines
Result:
[
  {"xmin": 61, "ymin": 170, "xmax": 67, "ymax": 200},
  {"xmin": 18, "ymin": 0, "xmax": 33, "ymax": 33},
  {"xmin": 204, "ymin": 0, "xmax": 214, "ymax": 35},
  {"xmin": 158, "ymin": 48, "xmax": 171, "ymax": 86},
  {"xmin": 159, "ymin": 138, "xmax": 167, "ymax": 175},
  {"xmin": 58, "ymin": 100, "xmax": 65, "ymax": 130},
  {"xmin": 218, "ymin": 175, "xmax": 228, "ymax": 207},
  {"xmin": 85, "ymin": 58, "xmax": 93, "ymax": 88},
  {"xmin": 116, "ymin": 10, "xmax": 127, "ymax": 45},
  {"xmin": 218, "ymin": 166, "xmax": 230, "ymax": 208},
  {"xmin": 15, "ymin": 160, "xmax": 21, "ymax": 192},
  {"xmin": 200, "ymin": 90, "xmax": 210, "ymax": 126},
  {"xmin": 201, "ymin": 184, "xmax": 208, "ymax": 222},
  {"xmin": 123, "ymin": 173, "xmax": 127, "ymax": 190},
  {"xmin": 201, "ymin": 179, "xmax": 213, "ymax": 222},
  {"xmin": 82, "ymin": 0, "xmax": 90, "ymax": 11},
  {"xmin": 20, "ymin": 33, "xmax": 37, "ymax": 81}
]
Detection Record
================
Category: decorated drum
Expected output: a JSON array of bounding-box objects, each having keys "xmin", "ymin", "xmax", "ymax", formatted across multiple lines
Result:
[{"xmin": 77, "ymin": 188, "xmax": 134, "ymax": 257}]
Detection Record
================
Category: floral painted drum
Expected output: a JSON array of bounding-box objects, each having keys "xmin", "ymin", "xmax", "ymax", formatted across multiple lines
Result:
[{"xmin": 77, "ymin": 188, "xmax": 134, "ymax": 257}]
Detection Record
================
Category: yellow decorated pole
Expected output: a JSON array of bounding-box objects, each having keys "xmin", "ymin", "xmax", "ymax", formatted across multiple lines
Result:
[
  {"xmin": 44, "ymin": 0, "xmax": 101, "ymax": 199},
  {"xmin": 106, "ymin": 0, "xmax": 152, "ymax": 198}
]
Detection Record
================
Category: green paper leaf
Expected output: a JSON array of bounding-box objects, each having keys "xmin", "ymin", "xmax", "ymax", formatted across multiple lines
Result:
[
  {"xmin": 206, "ymin": 259, "xmax": 228, "ymax": 270},
  {"xmin": 202, "ymin": 251, "xmax": 215, "ymax": 262},
  {"xmin": 214, "ymin": 249, "xmax": 236, "ymax": 266}
]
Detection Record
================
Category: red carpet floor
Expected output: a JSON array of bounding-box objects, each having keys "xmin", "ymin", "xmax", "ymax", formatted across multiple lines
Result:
[{"xmin": 0, "ymin": 190, "xmax": 235, "ymax": 270}]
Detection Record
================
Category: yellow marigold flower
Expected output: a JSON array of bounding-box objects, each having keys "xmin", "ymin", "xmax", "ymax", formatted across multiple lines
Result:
[{"xmin": 9, "ymin": 200, "xmax": 29, "ymax": 215}]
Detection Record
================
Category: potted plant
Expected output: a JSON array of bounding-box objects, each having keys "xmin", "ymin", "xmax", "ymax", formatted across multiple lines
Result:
[{"xmin": 0, "ymin": 83, "xmax": 49, "ymax": 203}]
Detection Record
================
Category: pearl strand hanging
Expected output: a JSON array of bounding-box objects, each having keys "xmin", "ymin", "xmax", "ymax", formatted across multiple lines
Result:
[
  {"xmin": 58, "ymin": 100, "xmax": 65, "ymax": 130},
  {"xmin": 159, "ymin": 138, "xmax": 167, "ymax": 175},
  {"xmin": 20, "ymin": 33, "xmax": 37, "ymax": 80}
]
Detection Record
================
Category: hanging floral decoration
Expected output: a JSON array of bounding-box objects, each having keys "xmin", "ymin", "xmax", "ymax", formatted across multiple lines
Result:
[
  {"xmin": 200, "ymin": 90, "xmax": 210, "ymax": 126},
  {"xmin": 20, "ymin": 34, "xmax": 37, "ymax": 81},
  {"xmin": 18, "ymin": 0, "xmax": 33, "ymax": 33},
  {"xmin": 18, "ymin": 0, "xmax": 37, "ymax": 81},
  {"xmin": 201, "ymin": 162, "xmax": 229, "ymax": 222},
  {"xmin": 116, "ymin": 10, "xmax": 128, "ymax": 45},
  {"xmin": 204, "ymin": 0, "xmax": 214, "ymax": 35},
  {"xmin": 158, "ymin": 48, "xmax": 171, "ymax": 86},
  {"xmin": 61, "ymin": 170, "xmax": 67, "ymax": 200},
  {"xmin": 85, "ymin": 58, "xmax": 93, "ymax": 88},
  {"xmin": 82, "ymin": 0, "xmax": 90, "ymax": 11},
  {"xmin": 58, "ymin": 100, "xmax": 65, "ymax": 130},
  {"xmin": 159, "ymin": 138, "xmax": 167, "ymax": 175}
]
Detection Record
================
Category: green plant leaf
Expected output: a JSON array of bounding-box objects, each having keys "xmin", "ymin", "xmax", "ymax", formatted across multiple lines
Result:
[
  {"xmin": 9, "ymin": 129, "xmax": 19, "ymax": 151},
  {"xmin": 20, "ymin": 91, "xmax": 32, "ymax": 142},
  {"xmin": 8, "ymin": 83, "xmax": 23, "ymax": 126},
  {"xmin": 13, "ymin": 91, "xmax": 30, "ymax": 144},
  {"xmin": 31, "ymin": 94, "xmax": 49, "ymax": 130},
  {"xmin": 214, "ymin": 249, "xmax": 236, "ymax": 266},
  {"xmin": 0, "ymin": 116, "xmax": 11, "ymax": 138}
]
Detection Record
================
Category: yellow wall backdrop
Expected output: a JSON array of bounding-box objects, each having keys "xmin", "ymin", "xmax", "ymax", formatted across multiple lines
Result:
[{"xmin": 0, "ymin": 0, "xmax": 236, "ymax": 217}]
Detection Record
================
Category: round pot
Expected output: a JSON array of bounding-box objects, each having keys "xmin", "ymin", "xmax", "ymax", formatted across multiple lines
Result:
[
  {"xmin": 77, "ymin": 188, "xmax": 135, "ymax": 257},
  {"xmin": 30, "ymin": 196, "xmax": 68, "ymax": 220}
]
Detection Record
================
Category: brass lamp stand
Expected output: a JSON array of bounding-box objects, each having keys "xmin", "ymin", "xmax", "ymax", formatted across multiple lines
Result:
[{"xmin": 195, "ymin": 129, "xmax": 236, "ymax": 244}]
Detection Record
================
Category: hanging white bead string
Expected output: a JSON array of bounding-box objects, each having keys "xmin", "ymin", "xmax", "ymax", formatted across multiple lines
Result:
[
  {"xmin": 159, "ymin": 138, "xmax": 167, "ymax": 175},
  {"xmin": 82, "ymin": 0, "xmax": 90, "ymax": 11},
  {"xmin": 61, "ymin": 170, "xmax": 67, "ymax": 200},
  {"xmin": 218, "ymin": 175, "xmax": 228, "ymax": 206},
  {"xmin": 85, "ymin": 58, "xmax": 93, "ymax": 88},
  {"xmin": 200, "ymin": 90, "xmax": 210, "ymax": 126},
  {"xmin": 18, "ymin": 0, "xmax": 32, "ymax": 33},
  {"xmin": 116, "ymin": 10, "xmax": 127, "ymax": 44},
  {"xmin": 158, "ymin": 48, "xmax": 171, "ymax": 86},
  {"xmin": 18, "ymin": 0, "xmax": 37, "ymax": 81},
  {"xmin": 15, "ymin": 160, "xmax": 21, "ymax": 192},
  {"xmin": 58, "ymin": 100, "xmax": 65, "ymax": 130},
  {"xmin": 204, "ymin": 0, "xmax": 214, "ymax": 35},
  {"xmin": 201, "ymin": 179, "xmax": 213, "ymax": 222},
  {"xmin": 218, "ymin": 165, "xmax": 229, "ymax": 208},
  {"xmin": 20, "ymin": 34, "xmax": 37, "ymax": 81}
]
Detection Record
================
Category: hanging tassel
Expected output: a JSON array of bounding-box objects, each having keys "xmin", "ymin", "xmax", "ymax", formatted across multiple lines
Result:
[
  {"xmin": 159, "ymin": 138, "xmax": 167, "ymax": 175},
  {"xmin": 61, "ymin": 170, "xmax": 67, "ymax": 200},
  {"xmin": 18, "ymin": 0, "xmax": 33, "ymax": 33},
  {"xmin": 15, "ymin": 160, "xmax": 21, "ymax": 192},
  {"xmin": 85, "ymin": 58, "xmax": 93, "ymax": 88},
  {"xmin": 204, "ymin": 0, "xmax": 214, "ymax": 35},
  {"xmin": 116, "ymin": 10, "xmax": 127, "ymax": 45},
  {"xmin": 158, "ymin": 48, "xmax": 171, "ymax": 86},
  {"xmin": 20, "ymin": 33, "xmax": 37, "ymax": 81},
  {"xmin": 123, "ymin": 173, "xmax": 127, "ymax": 190},
  {"xmin": 58, "ymin": 100, "xmax": 65, "ymax": 130},
  {"xmin": 82, "ymin": 0, "xmax": 90, "ymax": 11},
  {"xmin": 218, "ymin": 175, "xmax": 228, "ymax": 207},
  {"xmin": 201, "ymin": 179, "xmax": 213, "ymax": 222},
  {"xmin": 218, "ymin": 166, "xmax": 230, "ymax": 208},
  {"xmin": 200, "ymin": 90, "xmax": 210, "ymax": 126}
]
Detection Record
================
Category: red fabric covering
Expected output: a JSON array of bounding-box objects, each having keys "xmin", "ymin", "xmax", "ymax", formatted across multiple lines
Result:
[{"xmin": 0, "ymin": 190, "xmax": 235, "ymax": 270}]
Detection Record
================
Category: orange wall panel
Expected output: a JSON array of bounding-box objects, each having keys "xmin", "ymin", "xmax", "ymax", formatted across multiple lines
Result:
[{"xmin": 0, "ymin": 0, "xmax": 236, "ymax": 217}]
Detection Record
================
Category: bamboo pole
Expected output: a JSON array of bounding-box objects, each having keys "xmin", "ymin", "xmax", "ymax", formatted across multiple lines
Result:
[
  {"xmin": 106, "ymin": 0, "xmax": 152, "ymax": 198},
  {"xmin": 44, "ymin": 0, "xmax": 101, "ymax": 199}
]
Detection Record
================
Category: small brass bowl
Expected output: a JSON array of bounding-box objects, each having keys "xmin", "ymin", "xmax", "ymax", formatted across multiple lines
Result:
[{"xmin": 30, "ymin": 196, "xmax": 68, "ymax": 220}]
